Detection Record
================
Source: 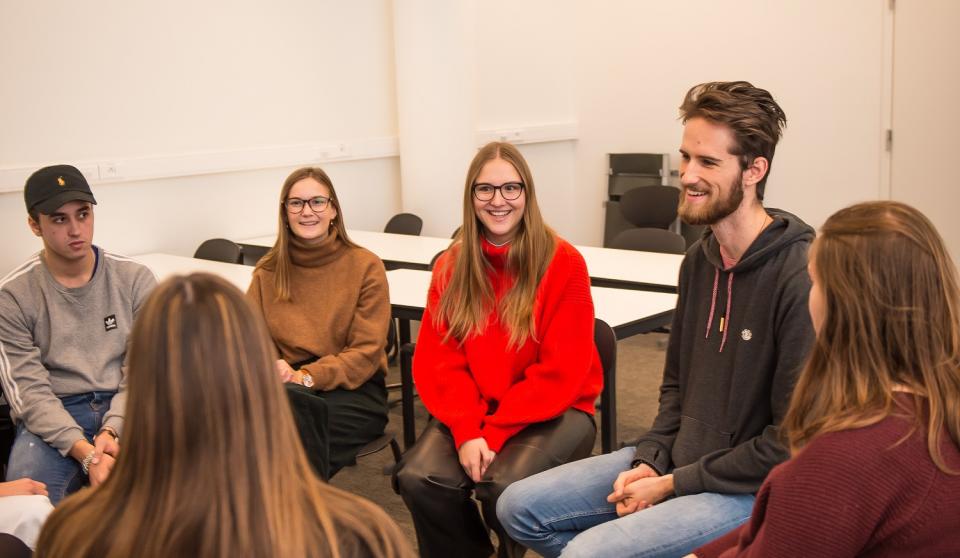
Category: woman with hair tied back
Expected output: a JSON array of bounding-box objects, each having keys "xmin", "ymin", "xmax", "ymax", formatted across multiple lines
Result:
[
  {"xmin": 247, "ymin": 167, "xmax": 391, "ymax": 479},
  {"xmin": 34, "ymin": 273, "xmax": 413, "ymax": 558},
  {"xmin": 692, "ymin": 201, "xmax": 960, "ymax": 558},
  {"xmin": 394, "ymin": 142, "xmax": 603, "ymax": 558}
]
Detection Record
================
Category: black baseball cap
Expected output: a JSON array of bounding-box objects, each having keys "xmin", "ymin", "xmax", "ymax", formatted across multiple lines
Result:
[{"xmin": 24, "ymin": 164, "xmax": 98, "ymax": 215}]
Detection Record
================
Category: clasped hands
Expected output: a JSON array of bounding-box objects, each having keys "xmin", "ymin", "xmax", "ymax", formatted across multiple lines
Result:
[
  {"xmin": 606, "ymin": 463, "xmax": 675, "ymax": 517},
  {"xmin": 70, "ymin": 429, "xmax": 121, "ymax": 487}
]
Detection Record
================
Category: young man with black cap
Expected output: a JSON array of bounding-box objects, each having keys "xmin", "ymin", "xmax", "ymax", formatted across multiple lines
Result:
[
  {"xmin": 0, "ymin": 164, "xmax": 156, "ymax": 504},
  {"xmin": 497, "ymin": 82, "xmax": 816, "ymax": 558}
]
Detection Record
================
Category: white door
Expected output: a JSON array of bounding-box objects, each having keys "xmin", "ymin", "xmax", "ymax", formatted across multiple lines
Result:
[{"xmin": 890, "ymin": 0, "xmax": 960, "ymax": 261}]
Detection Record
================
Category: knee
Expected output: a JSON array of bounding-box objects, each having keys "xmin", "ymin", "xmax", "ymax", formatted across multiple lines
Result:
[
  {"xmin": 393, "ymin": 457, "xmax": 429, "ymax": 498},
  {"xmin": 393, "ymin": 453, "xmax": 459, "ymax": 503},
  {"xmin": 494, "ymin": 480, "xmax": 527, "ymax": 528}
]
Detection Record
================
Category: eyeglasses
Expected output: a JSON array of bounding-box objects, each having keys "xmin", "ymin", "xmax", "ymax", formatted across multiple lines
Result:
[
  {"xmin": 284, "ymin": 196, "xmax": 330, "ymax": 214},
  {"xmin": 473, "ymin": 182, "xmax": 525, "ymax": 201}
]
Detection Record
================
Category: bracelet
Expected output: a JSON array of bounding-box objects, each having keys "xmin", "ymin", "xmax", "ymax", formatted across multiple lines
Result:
[{"xmin": 80, "ymin": 449, "xmax": 97, "ymax": 475}]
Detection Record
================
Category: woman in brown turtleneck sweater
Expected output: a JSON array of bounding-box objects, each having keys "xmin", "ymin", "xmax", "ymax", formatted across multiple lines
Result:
[{"xmin": 246, "ymin": 167, "xmax": 390, "ymax": 479}]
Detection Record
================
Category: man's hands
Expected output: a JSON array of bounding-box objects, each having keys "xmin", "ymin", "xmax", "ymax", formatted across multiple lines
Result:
[
  {"xmin": 0, "ymin": 478, "xmax": 48, "ymax": 497},
  {"xmin": 68, "ymin": 429, "xmax": 122, "ymax": 487},
  {"xmin": 607, "ymin": 464, "xmax": 675, "ymax": 517},
  {"xmin": 459, "ymin": 437, "xmax": 496, "ymax": 482}
]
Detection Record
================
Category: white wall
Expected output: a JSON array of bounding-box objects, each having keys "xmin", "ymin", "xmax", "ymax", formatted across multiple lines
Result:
[
  {"xmin": 891, "ymin": 0, "xmax": 960, "ymax": 261},
  {"xmin": 0, "ymin": 0, "xmax": 400, "ymax": 272},
  {"xmin": 569, "ymin": 0, "xmax": 886, "ymax": 245},
  {"xmin": 5, "ymin": 1, "xmax": 955, "ymax": 274}
]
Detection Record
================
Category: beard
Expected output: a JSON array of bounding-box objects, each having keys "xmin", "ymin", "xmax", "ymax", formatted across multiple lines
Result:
[{"xmin": 678, "ymin": 174, "xmax": 745, "ymax": 226}]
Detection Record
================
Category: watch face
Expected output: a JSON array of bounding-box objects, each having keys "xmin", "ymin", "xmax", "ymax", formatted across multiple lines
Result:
[{"xmin": 301, "ymin": 373, "xmax": 314, "ymax": 388}]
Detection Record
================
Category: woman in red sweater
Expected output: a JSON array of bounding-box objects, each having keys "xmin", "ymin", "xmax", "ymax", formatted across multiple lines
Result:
[
  {"xmin": 394, "ymin": 142, "xmax": 602, "ymax": 558},
  {"xmin": 693, "ymin": 201, "xmax": 960, "ymax": 558}
]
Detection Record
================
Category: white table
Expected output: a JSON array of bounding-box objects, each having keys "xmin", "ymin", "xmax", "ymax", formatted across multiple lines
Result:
[
  {"xmin": 386, "ymin": 269, "xmax": 676, "ymax": 339},
  {"xmin": 576, "ymin": 245, "xmax": 683, "ymax": 293},
  {"xmin": 238, "ymin": 230, "xmax": 452, "ymax": 270},
  {"xmin": 135, "ymin": 253, "xmax": 254, "ymax": 291},
  {"xmin": 239, "ymin": 229, "xmax": 682, "ymax": 292}
]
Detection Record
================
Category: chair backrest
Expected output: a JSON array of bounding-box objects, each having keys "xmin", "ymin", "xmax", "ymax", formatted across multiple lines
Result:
[
  {"xmin": 194, "ymin": 238, "xmax": 242, "ymax": 264},
  {"xmin": 610, "ymin": 228, "xmax": 686, "ymax": 255},
  {"xmin": 595, "ymin": 319, "xmax": 619, "ymax": 453},
  {"xmin": 239, "ymin": 243, "xmax": 270, "ymax": 266},
  {"xmin": 384, "ymin": 213, "xmax": 423, "ymax": 236},
  {"xmin": 618, "ymin": 186, "xmax": 680, "ymax": 229}
]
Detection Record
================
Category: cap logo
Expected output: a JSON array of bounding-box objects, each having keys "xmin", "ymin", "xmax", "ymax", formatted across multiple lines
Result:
[{"xmin": 57, "ymin": 176, "xmax": 66, "ymax": 187}]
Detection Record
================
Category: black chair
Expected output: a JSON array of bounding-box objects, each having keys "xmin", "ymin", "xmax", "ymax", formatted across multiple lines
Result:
[
  {"xmin": 0, "ymin": 387, "xmax": 14, "ymax": 478},
  {"xmin": 194, "ymin": 238, "xmax": 242, "ymax": 264},
  {"xmin": 384, "ymin": 213, "xmax": 423, "ymax": 236},
  {"xmin": 619, "ymin": 186, "xmax": 680, "ymax": 230},
  {"xmin": 239, "ymin": 243, "xmax": 270, "ymax": 266},
  {"xmin": 595, "ymin": 319, "xmax": 619, "ymax": 454},
  {"xmin": 398, "ymin": 343, "xmax": 418, "ymax": 450},
  {"xmin": 355, "ymin": 432, "xmax": 403, "ymax": 475},
  {"xmin": 0, "ymin": 535, "xmax": 30, "ymax": 558},
  {"xmin": 610, "ymin": 228, "xmax": 686, "ymax": 255}
]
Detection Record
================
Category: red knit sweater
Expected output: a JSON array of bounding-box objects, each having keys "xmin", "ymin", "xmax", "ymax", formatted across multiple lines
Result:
[
  {"xmin": 413, "ymin": 237, "xmax": 602, "ymax": 452},
  {"xmin": 696, "ymin": 398, "xmax": 960, "ymax": 558}
]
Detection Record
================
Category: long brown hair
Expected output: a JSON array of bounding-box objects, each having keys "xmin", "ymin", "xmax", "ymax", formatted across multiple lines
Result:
[
  {"xmin": 436, "ymin": 142, "xmax": 556, "ymax": 347},
  {"xmin": 36, "ymin": 274, "xmax": 413, "ymax": 558},
  {"xmin": 257, "ymin": 167, "xmax": 357, "ymax": 301},
  {"xmin": 783, "ymin": 201, "xmax": 960, "ymax": 473}
]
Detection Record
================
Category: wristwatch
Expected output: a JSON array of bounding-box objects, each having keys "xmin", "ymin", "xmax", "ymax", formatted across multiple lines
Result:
[{"xmin": 300, "ymin": 371, "xmax": 314, "ymax": 388}]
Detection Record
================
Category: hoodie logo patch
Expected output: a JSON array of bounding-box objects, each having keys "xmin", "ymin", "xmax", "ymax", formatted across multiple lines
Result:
[
  {"xmin": 104, "ymin": 315, "xmax": 118, "ymax": 331},
  {"xmin": 741, "ymin": 329, "xmax": 752, "ymax": 341}
]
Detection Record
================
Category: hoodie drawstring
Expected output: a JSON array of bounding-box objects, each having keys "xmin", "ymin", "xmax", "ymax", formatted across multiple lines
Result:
[{"xmin": 705, "ymin": 268, "xmax": 734, "ymax": 352}]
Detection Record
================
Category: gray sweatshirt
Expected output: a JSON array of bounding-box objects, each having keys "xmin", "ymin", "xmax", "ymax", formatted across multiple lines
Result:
[{"xmin": 0, "ymin": 247, "xmax": 156, "ymax": 455}]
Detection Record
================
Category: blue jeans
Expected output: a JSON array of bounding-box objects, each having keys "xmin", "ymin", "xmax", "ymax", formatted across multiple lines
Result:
[
  {"xmin": 497, "ymin": 447, "xmax": 755, "ymax": 558},
  {"xmin": 6, "ymin": 392, "xmax": 115, "ymax": 505}
]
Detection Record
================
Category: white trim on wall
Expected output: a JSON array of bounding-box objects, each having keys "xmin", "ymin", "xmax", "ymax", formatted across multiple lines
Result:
[
  {"xmin": 0, "ymin": 121, "xmax": 579, "ymax": 193},
  {"xmin": 475, "ymin": 122, "xmax": 578, "ymax": 146}
]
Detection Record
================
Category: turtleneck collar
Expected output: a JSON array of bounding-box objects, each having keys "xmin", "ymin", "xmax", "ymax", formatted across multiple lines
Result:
[
  {"xmin": 480, "ymin": 236, "xmax": 511, "ymax": 269},
  {"xmin": 288, "ymin": 227, "xmax": 346, "ymax": 268}
]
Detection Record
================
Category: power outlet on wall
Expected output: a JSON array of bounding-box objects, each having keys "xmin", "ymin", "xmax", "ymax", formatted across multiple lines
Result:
[{"xmin": 99, "ymin": 162, "xmax": 122, "ymax": 180}]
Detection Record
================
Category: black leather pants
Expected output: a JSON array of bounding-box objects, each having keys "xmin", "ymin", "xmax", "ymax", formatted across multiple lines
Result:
[{"xmin": 394, "ymin": 409, "xmax": 596, "ymax": 558}]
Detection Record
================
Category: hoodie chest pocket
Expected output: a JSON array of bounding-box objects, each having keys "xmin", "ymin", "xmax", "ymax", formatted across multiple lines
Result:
[{"xmin": 672, "ymin": 415, "xmax": 733, "ymax": 468}]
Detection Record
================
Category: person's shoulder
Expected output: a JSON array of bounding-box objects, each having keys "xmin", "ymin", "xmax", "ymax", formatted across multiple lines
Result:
[
  {"xmin": 550, "ymin": 236, "xmax": 587, "ymax": 268},
  {"xmin": 0, "ymin": 253, "xmax": 44, "ymax": 294},
  {"xmin": 343, "ymin": 244, "xmax": 388, "ymax": 276},
  {"xmin": 795, "ymin": 415, "xmax": 918, "ymax": 473},
  {"xmin": 100, "ymin": 250, "xmax": 159, "ymax": 284}
]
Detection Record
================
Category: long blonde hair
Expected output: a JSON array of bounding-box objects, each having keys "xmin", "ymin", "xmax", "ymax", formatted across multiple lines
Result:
[
  {"xmin": 36, "ymin": 274, "xmax": 412, "ymax": 558},
  {"xmin": 436, "ymin": 142, "xmax": 556, "ymax": 347},
  {"xmin": 783, "ymin": 201, "xmax": 960, "ymax": 473},
  {"xmin": 258, "ymin": 167, "xmax": 357, "ymax": 301}
]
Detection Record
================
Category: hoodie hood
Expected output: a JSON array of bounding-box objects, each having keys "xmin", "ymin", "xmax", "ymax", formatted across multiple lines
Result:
[{"xmin": 698, "ymin": 208, "xmax": 815, "ymax": 273}]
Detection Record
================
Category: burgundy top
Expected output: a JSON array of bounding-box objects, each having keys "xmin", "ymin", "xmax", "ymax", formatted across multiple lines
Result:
[{"xmin": 696, "ymin": 397, "xmax": 960, "ymax": 557}]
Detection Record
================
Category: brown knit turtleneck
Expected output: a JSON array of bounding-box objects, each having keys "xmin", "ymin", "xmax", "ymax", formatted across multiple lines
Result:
[{"xmin": 247, "ymin": 230, "xmax": 391, "ymax": 390}]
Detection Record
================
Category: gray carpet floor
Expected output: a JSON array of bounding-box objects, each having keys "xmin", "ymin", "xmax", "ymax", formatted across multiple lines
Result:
[{"xmin": 330, "ymin": 331, "xmax": 669, "ymax": 556}]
